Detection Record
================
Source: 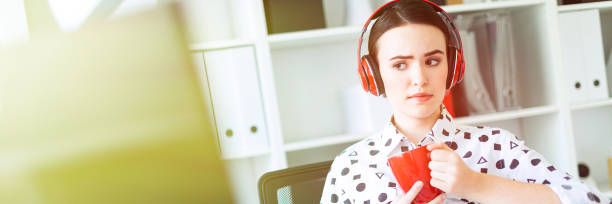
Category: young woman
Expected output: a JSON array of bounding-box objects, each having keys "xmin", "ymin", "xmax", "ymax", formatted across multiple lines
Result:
[{"xmin": 320, "ymin": 0, "xmax": 609, "ymax": 203}]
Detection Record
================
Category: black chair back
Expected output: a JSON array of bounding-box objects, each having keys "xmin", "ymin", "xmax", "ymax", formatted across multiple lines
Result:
[{"xmin": 258, "ymin": 160, "xmax": 333, "ymax": 204}]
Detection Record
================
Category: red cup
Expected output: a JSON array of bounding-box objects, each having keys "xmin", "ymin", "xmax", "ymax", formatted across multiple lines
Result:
[{"xmin": 388, "ymin": 145, "xmax": 442, "ymax": 204}]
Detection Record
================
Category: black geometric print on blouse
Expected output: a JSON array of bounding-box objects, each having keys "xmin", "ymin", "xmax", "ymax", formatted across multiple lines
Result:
[
  {"xmin": 463, "ymin": 151, "xmax": 472, "ymax": 158},
  {"xmin": 331, "ymin": 194, "xmax": 338, "ymax": 203},
  {"xmin": 531, "ymin": 159, "xmax": 541, "ymax": 166},
  {"xmin": 496, "ymin": 159, "xmax": 505, "ymax": 169},
  {"xmin": 446, "ymin": 114, "xmax": 452, "ymax": 121},
  {"xmin": 479, "ymin": 135, "xmax": 489, "ymax": 142},
  {"xmin": 464, "ymin": 132, "xmax": 471, "ymax": 139},
  {"xmin": 527, "ymin": 179, "xmax": 536, "ymax": 183},
  {"xmin": 445, "ymin": 141, "xmax": 458, "ymax": 150},
  {"xmin": 587, "ymin": 192, "xmax": 601, "ymax": 203},
  {"xmin": 376, "ymin": 173, "xmax": 384, "ymax": 179},
  {"xmin": 510, "ymin": 159, "xmax": 519, "ymax": 169},
  {"xmin": 356, "ymin": 183, "xmax": 366, "ymax": 192},
  {"xmin": 477, "ymin": 126, "xmax": 484, "ymax": 129},
  {"xmin": 481, "ymin": 168, "xmax": 488, "ymax": 173},
  {"xmin": 370, "ymin": 150, "xmax": 379, "ymax": 156},
  {"xmin": 341, "ymin": 168, "xmax": 350, "ymax": 176},
  {"xmin": 364, "ymin": 200, "xmax": 370, "ymax": 204},
  {"xmin": 351, "ymin": 160, "xmax": 358, "ymax": 165},
  {"xmin": 461, "ymin": 198, "xmax": 469, "ymax": 202},
  {"xmin": 388, "ymin": 182, "xmax": 396, "ymax": 187},
  {"xmin": 341, "ymin": 189, "xmax": 346, "ymax": 195},
  {"xmin": 492, "ymin": 130, "xmax": 500, "ymax": 135},
  {"xmin": 522, "ymin": 149, "xmax": 530, "ymax": 154},
  {"xmin": 547, "ymin": 166, "xmax": 556, "ymax": 172},
  {"xmin": 353, "ymin": 174, "xmax": 361, "ymax": 180},
  {"xmin": 468, "ymin": 202, "xmax": 476, "ymax": 204},
  {"xmin": 455, "ymin": 129, "xmax": 461, "ymax": 135},
  {"xmin": 562, "ymin": 185, "xmax": 572, "ymax": 190},
  {"xmin": 510, "ymin": 141, "xmax": 518, "ymax": 149},
  {"xmin": 331, "ymin": 178, "xmax": 336, "ymax": 185},
  {"xmin": 442, "ymin": 129, "xmax": 449, "ymax": 136},
  {"xmin": 477, "ymin": 157, "xmax": 488, "ymax": 164},
  {"xmin": 349, "ymin": 151, "xmax": 358, "ymax": 156},
  {"xmin": 494, "ymin": 143, "xmax": 501, "ymax": 151},
  {"xmin": 564, "ymin": 176, "xmax": 571, "ymax": 180},
  {"xmin": 378, "ymin": 193, "xmax": 387, "ymax": 202},
  {"xmin": 401, "ymin": 146, "xmax": 409, "ymax": 152},
  {"xmin": 542, "ymin": 179, "xmax": 551, "ymax": 185},
  {"xmin": 369, "ymin": 164, "xmax": 377, "ymax": 168},
  {"xmin": 368, "ymin": 141, "xmax": 375, "ymax": 146},
  {"xmin": 344, "ymin": 198, "xmax": 351, "ymax": 204},
  {"xmin": 385, "ymin": 138, "xmax": 392, "ymax": 146},
  {"xmin": 395, "ymin": 129, "xmax": 400, "ymax": 134}
]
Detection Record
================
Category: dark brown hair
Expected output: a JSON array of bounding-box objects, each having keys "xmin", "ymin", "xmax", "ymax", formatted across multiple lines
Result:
[{"xmin": 367, "ymin": 0, "xmax": 454, "ymax": 86}]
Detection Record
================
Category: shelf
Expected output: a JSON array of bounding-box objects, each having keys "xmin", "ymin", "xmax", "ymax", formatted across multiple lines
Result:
[
  {"xmin": 222, "ymin": 148, "xmax": 270, "ymax": 160},
  {"xmin": 558, "ymin": 1, "xmax": 612, "ymax": 12},
  {"xmin": 267, "ymin": 26, "xmax": 361, "ymax": 49},
  {"xmin": 454, "ymin": 105, "xmax": 559, "ymax": 125},
  {"xmin": 265, "ymin": 0, "xmax": 543, "ymax": 50},
  {"xmin": 570, "ymin": 98, "xmax": 612, "ymax": 111},
  {"xmin": 441, "ymin": 0, "xmax": 545, "ymax": 14},
  {"xmin": 283, "ymin": 132, "xmax": 371, "ymax": 152},
  {"xmin": 189, "ymin": 39, "xmax": 254, "ymax": 51}
]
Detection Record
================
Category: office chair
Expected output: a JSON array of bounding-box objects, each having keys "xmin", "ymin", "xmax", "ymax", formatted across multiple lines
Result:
[{"xmin": 258, "ymin": 160, "xmax": 333, "ymax": 204}]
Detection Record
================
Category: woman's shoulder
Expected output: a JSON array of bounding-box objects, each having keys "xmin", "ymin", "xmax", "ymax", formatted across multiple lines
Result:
[
  {"xmin": 454, "ymin": 124, "xmax": 522, "ymax": 143},
  {"xmin": 334, "ymin": 131, "xmax": 385, "ymax": 159},
  {"xmin": 329, "ymin": 130, "xmax": 388, "ymax": 167}
]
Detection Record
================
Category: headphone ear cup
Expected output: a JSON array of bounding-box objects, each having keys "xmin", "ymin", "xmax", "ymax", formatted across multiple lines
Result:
[
  {"xmin": 360, "ymin": 55, "xmax": 378, "ymax": 96},
  {"xmin": 364, "ymin": 55, "xmax": 385, "ymax": 96},
  {"xmin": 446, "ymin": 47, "xmax": 465, "ymax": 90},
  {"xmin": 358, "ymin": 56, "xmax": 372, "ymax": 92}
]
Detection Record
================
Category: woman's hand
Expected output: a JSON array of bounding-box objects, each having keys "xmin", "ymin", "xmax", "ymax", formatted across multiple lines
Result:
[
  {"xmin": 427, "ymin": 142, "xmax": 481, "ymax": 197},
  {"xmin": 393, "ymin": 181, "xmax": 446, "ymax": 204}
]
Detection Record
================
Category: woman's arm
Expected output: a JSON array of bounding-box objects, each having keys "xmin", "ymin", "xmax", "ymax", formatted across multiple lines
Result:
[
  {"xmin": 470, "ymin": 171, "xmax": 560, "ymax": 204},
  {"xmin": 427, "ymin": 142, "xmax": 561, "ymax": 203}
]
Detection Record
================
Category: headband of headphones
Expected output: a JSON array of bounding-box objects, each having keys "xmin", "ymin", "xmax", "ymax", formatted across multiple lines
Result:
[{"xmin": 357, "ymin": 0, "xmax": 465, "ymax": 96}]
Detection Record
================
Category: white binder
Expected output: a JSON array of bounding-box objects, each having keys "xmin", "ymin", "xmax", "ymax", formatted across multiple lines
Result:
[
  {"xmin": 559, "ymin": 9, "xmax": 609, "ymax": 104},
  {"xmin": 202, "ymin": 46, "xmax": 269, "ymax": 159},
  {"xmin": 580, "ymin": 10, "xmax": 609, "ymax": 101}
]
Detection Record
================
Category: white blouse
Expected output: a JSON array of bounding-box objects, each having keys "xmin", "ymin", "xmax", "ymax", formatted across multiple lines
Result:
[{"xmin": 320, "ymin": 106, "xmax": 609, "ymax": 204}]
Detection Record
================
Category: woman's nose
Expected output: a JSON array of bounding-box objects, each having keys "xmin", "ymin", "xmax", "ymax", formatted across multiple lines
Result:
[{"xmin": 410, "ymin": 63, "xmax": 428, "ymax": 87}]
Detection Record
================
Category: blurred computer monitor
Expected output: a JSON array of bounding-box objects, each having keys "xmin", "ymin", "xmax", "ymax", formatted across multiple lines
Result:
[{"xmin": 0, "ymin": 4, "xmax": 233, "ymax": 204}]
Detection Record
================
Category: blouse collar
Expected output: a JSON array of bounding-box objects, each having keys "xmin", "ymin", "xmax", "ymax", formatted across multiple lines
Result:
[{"xmin": 381, "ymin": 105, "xmax": 458, "ymax": 157}]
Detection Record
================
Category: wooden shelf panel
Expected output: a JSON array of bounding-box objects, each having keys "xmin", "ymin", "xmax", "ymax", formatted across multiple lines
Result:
[
  {"xmin": 266, "ymin": 0, "xmax": 544, "ymax": 49},
  {"xmin": 570, "ymin": 98, "xmax": 612, "ymax": 111},
  {"xmin": 454, "ymin": 105, "xmax": 559, "ymax": 125},
  {"xmin": 189, "ymin": 39, "xmax": 254, "ymax": 51},
  {"xmin": 558, "ymin": 1, "xmax": 612, "ymax": 12},
  {"xmin": 442, "ymin": 0, "xmax": 545, "ymax": 13},
  {"xmin": 283, "ymin": 132, "xmax": 371, "ymax": 152},
  {"xmin": 268, "ymin": 26, "xmax": 361, "ymax": 49}
]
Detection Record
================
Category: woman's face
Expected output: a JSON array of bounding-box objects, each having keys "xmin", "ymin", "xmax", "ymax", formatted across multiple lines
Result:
[{"xmin": 376, "ymin": 23, "xmax": 448, "ymax": 119}]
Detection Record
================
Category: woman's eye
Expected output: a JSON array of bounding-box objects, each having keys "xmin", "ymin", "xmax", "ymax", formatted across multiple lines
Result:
[
  {"xmin": 392, "ymin": 63, "xmax": 406, "ymax": 70},
  {"xmin": 426, "ymin": 58, "xmax": 441, "ymax": 66}
]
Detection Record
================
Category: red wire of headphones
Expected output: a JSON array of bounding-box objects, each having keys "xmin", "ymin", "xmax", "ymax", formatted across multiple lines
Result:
[{"xmin": 357, "ymin": 0, "xmax": 465, "ymax": 97}]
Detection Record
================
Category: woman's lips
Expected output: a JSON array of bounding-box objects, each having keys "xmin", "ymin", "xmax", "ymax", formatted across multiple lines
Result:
[{"xmin": 407, "ymin": 93, "xmax": 433, "ymax": 102}]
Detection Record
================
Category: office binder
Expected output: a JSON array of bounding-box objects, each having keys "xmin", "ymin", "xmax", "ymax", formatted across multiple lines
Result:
[
  {"xmin": 453, "ymin": 14, "xmax": 497, "ymax": 116},
  {"xmin": 488, "ymin": 12, "xmax": 520, "ymax": 111},
  {"xmin": 202, "ymin": 46, "xmax": 269, "ymax": 158},
  {"xmin": 559, "ymin": 9, "xmax": 609, "ymax": 104}
]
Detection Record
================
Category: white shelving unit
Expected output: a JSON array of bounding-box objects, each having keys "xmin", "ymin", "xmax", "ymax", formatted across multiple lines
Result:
[{"xmin": 186, "ymin": 0, "xmax": 612, "ymax": 202}]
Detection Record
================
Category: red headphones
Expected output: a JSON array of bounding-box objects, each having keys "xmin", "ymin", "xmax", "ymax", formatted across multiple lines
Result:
[{"xmin": 357, "ymin": 0, "xmax": 465, "ymax": 96}]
